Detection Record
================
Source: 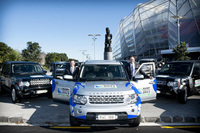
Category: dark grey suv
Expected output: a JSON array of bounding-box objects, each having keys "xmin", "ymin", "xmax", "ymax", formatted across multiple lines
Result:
[
  {"xmin": 156, "ymin": 60, "xmax": 200, "ymax": 104},
  {"xmin": 0, "ymin": 61, "xmax": 53, "ymax": 103}
]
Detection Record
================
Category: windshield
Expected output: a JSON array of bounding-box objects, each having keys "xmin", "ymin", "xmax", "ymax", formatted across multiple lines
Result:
[
  {"xmin": 79, "ymin": 65, "xmax": 128, "ymax": 81},
  {"xmin": 12, "ymin": 64, "xmax": 44, "ymax": 75},
  {"xmin": 159, "ymin": 63, "xmax": 192, "ymax": 76}
]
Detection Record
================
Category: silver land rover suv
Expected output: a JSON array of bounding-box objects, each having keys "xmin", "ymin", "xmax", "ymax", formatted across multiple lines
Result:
[{"xmin": 52, "ymin": 60, "xmax": 157, "ymax": 126}]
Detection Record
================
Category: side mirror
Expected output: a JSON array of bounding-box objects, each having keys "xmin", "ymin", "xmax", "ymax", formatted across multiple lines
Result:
[
  {"xmin": 63, "ymin": 75, "xmax": 73, "ymax": 80},
  {"xmin": 43, "ymin": 70, "xmax": 47, "ymax": 74},
  {"xmin": 135, "ymin": 74, "xmax": 144, "ymax": 80}
]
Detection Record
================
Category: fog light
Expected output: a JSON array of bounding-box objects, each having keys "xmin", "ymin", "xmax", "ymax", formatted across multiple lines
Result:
[
  {"xmin": 131, "ymin": 109, "xmax": 135, "ymax": 112},
  {"xmin": 77, "ymin": 109, "xmax": 82, "ymax": 114}
]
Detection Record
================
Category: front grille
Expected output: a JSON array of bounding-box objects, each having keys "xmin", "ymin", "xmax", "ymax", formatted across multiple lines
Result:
[
  {"xmin": 30, "ymin": 79, "xmax": 50, "ymax": 86},
  {"xmin": 157, "ymin": 79, "xmax": 167, "ymax": 85},
  {"xmin": 89, "ymin": 95, "xmax": 124, "ymax": 104}
]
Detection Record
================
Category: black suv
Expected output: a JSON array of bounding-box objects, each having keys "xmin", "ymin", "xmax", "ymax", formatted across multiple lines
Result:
[
  {"xmin": 156, "ymin": 60, "xmax": 200, "ymax": 104},
  {"xmin": 0, "ymin": 61, "xmax": 53, "ymax": 103}
]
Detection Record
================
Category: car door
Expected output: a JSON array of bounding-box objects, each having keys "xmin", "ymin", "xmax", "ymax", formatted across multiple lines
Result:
[
  {"xmin": 52, "ymin": 78, "xmax": 75, "ymax": 102},
  {"xmin": 131, "ymin": 62, "xmax": 157, "ymax": 102},
  {"xmin": 52, "ymin": 62, "xmax": 76, "ymax": 102},
  {"xmin": 1, "ymin": 63, "xmax": 10, "ymax": 88},
  {"xmin": 192, "ymin": 63, "xmax": 200, "ymax": 92}
]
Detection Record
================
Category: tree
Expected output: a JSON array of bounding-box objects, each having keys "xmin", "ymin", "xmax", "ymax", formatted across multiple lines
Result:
[
  {"xmin": 45, "ymin": 52, "xmax": 69, "ymax": 67},
  {"xmin": 0, "ymin": 42, "xmax": 22, "ymax": 63},
  {"xmin": 22, "ymin": 41, "xmax": 42, "ymax": 63},
  {"xmin": 59, "ymin": 53, "xmax": 68, "ymax": 61},
  {"xmin": 172, "ymin": 41, "xmax": 191, "ymax": 61}
]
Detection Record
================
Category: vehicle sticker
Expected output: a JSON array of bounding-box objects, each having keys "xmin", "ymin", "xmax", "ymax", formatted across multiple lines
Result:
[
  {"xmin": 30, "ymin": 75, "xmax": 44, "ymax": 78},
  {"xmin": 195, "ymin": 79, "xmax": 200, "ymax": 87},
  {"xmin": 94, "ymin": 85, "xmax": 117, "ymax": 89},
  {"xmin": 139, "ymin": 87, "xmax": 151, "ymax": 96},
  {"xmin": 57, "ymin": 87, "xmax": 70, "ymax": 97}
]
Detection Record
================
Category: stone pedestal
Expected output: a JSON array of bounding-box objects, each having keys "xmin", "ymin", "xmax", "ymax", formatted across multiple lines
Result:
[
  {"xmin": 104, "ymin": 47, "xmax": 113, "ymax": 60},
  {"xmin": 104, "ymin": 52, "xmax": 113, "ymax": 60}
]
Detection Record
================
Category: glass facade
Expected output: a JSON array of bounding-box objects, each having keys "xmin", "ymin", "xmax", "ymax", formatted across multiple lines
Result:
[{"xmin": 112, "ymin": 0, "xmax": 200, "ymax": 60}]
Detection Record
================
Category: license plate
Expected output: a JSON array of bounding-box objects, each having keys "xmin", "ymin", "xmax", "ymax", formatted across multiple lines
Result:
[
  {"xmin": 143, "ymin": 87, "xmax": 150, "ymax": 94},
  {"xmin": 36, "ymin": 90, "xmax": 48, "ymax": 94},
  {"xmin": 96, "ymin": 114, "xmax": 118, "ymax": 120}
]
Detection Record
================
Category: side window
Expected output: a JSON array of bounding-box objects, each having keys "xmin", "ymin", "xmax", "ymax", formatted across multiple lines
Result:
[
  {"xmin": 135, "ymin": 64, "xmax": 154, "ymax": 79},
  {"xmin": 193, "ymin": 63, "xmax": 200, "ymax": 77},
  {"xmin": 2, "ymin": 64, "xmax": 10, "ymax": 75},
  {"xmin": 7, "ymin": 64, "xmax": 11, "ymax": 74},
  {"xmin": 2, "ymin": 64, "xmax": 8, "ymax": 74}
]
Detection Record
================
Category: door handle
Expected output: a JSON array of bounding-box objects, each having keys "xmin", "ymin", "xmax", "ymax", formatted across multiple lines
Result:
[{"xmin": 149, "ymin": 81, "xmax": 154, "ymax": 84}]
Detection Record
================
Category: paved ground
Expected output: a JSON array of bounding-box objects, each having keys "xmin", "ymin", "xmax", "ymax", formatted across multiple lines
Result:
[
  {"xmin": 0, "ymin": 91, "xmax": 200, "ymax": 125},
  {"xmin": 0, "ymin": 125, "xmax": 200, "ymax": 133}
]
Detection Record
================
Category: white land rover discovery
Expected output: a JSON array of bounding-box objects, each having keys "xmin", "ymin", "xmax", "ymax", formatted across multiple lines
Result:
[{"xmin": 52, "ymin": 60, "xmax": 157, "ymax": 127}]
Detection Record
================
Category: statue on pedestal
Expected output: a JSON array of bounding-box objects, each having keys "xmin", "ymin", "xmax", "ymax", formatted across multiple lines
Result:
[
  {"xmin": 104, "ymin": 27, "xmax": 113, "ymax": 60},
  {"xmin": 105, "ymin": 27, "xmax": 112, "ymax": 52}
]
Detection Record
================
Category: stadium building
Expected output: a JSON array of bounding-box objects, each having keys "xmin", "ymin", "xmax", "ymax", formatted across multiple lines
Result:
[{"xmin": 112, "ymin": 0, "xmax": 200, "ymax": 60}]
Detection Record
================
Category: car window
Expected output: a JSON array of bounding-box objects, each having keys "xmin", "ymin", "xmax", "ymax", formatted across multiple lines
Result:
[
  {"xmin": 159, "ymin": 63, "xmax": 192, "ymax": 76},
  {"xmin": 135, "ymin": 64, "xmax": 154, "ymax": 79},
  {"xmin": 193, "ymin": 63, "xmax": 200, "ymax": 76},
  {"xmin": 79, "ymin": 65, "xmax": 128, "ymax": 81},
  {"xmin": 12, "ymin": 64, "xmax": 44, "ymax": 75},
  {"xmin": 2, "ymin": 64, "xmax": 11, "ymax": 74}
]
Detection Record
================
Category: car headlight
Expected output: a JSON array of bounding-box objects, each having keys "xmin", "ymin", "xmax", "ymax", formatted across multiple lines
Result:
[
  {"xmin": 127, "ymin": 94, "xmax": 138, "ymax": 104},
  {"xmin": 181, "ymin": 78, "xmax": 187, "ymax": 85},
  {"xmin": 73, "ymin": 95, "xmax": 87, "ymax": 105},
  {"xmin": 50, "ymin": 80, "xmax": 52, "ymax": 85},
  {"xmin": 18, "ymin": 81, "xmax": 30, "ymax": 87},
  {"xmin": 167, "ymin": 81, "xmax": 179, "ymax": 87}
]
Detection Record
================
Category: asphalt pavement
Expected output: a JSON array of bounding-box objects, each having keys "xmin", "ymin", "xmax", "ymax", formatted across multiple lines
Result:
[{"xmin": 0, "ymin": 126, "xmax": 200, "ymax": 133}]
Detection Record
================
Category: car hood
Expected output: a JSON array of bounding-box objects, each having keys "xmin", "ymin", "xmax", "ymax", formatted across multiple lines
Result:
[
  {"xmin": 156, "ymin": 75, "xmax": 188, "ymax": 80},
  {"xmin": 74, "ymin": 81, "xmax": 134, "ymax": 95},
  {"xmin": 13, "ymin": 74, "xmax": 53, "ymax": 80}
]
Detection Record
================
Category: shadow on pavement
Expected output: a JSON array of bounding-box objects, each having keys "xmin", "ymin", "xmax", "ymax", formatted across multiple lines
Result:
[
  {"xmin": 0, "ymin": 92, "xmax": 69, "ymax": 124},
  {"xmin": 153, "ymin": 95, "xmax": 200, "ymax": 117}
]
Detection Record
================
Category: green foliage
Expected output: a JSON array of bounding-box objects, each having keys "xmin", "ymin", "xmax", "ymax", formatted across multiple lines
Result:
[
  {"xmin": 68, "ymin": 58, "xmax": 79, "ymax": 62},
  {"xmin": 22, "ymin": 42, "xmax": 42, "ymax": 63},
  {"xmin": 0, "ymin": 42, "xmax": 22, "ymax": 63},
  {"xmin": 172, "ymin": 42, "xmax": 191, "ymax": 61},
  {"xmin": 45, "ymin": 52, "xmax": 69, "ymax": 68}
]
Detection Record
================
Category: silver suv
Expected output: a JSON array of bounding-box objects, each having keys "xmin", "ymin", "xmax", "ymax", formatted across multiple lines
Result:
[{"xmin": 52, "ymin": 60, "xmax": 157, "ymax": 126}]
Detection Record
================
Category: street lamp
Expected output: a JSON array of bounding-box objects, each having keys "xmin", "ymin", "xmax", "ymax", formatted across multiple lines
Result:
[
  {"xmin": 85, "ymin": 54, "xmax": 90, "ymax": 60},
  {"xmin": 171, "ymin": 0, "xmax": 187, "ymax": 45},
  {"xmin": 88, "ymin": 34, "xmax": 101, "ymax": 60},
  {"xmin": 79, "ymin": 50, "xmax": 87, "ymax": 62}
]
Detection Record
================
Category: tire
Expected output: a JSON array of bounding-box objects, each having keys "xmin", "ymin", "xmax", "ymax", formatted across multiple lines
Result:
[
  {"xmin": 129, "ymin": 115, "xmax": 141, "ymax": 127},
  {"xmin": 0, "ymin": 85, "xmax": 2, "ymax": 94},
  {"xmin": 11, "ymin": 87, "xmax": 21, "ymax": 103},
  {"xmin": 70, "ymin": 114, "xmax": 81, "ymax": 126},
  {"xmin": 47, "ymin": 89, "xmax": 52, "ymax": 99},
  {"xmin": 178, "ymin": 87, "xmax": 187, "ymax": 104}
]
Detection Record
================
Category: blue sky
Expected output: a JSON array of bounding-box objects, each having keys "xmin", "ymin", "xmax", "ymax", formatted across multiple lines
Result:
[{"xmin": 0, "ymin": 0, "xmax": 147, "ymax": 62}]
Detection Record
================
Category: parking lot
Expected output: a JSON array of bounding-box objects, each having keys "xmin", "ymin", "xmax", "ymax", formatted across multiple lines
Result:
[{"xmin": 0, "ymin": 92, "xmax": 200, "ymax": 125}]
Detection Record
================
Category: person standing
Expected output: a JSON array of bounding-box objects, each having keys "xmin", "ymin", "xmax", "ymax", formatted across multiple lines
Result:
[
  {"xmin": 63, "ymin": 60, "xmax": 79, "ymax": 79},
  {"xmin": 125, "ymin": 56, "xmax": 139, "ymax": 80}
]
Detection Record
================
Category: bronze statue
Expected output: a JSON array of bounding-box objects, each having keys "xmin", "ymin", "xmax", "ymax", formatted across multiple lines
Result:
[{"xmin": 105, "ymin": 27, "xmax": 112, "ymax": 48}]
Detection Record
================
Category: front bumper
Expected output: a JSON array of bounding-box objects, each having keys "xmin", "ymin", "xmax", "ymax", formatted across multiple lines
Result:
[
  {"xmin": 19, "ymin": 86, "xmax": 52, "ymax": 97},
  {"xmin": 71, "ymin": 104, "xmax": 140, "ymax": 124},
  {"xmin": 73, "ymin": 112, "xmax": 138, "ymax": 124}
]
